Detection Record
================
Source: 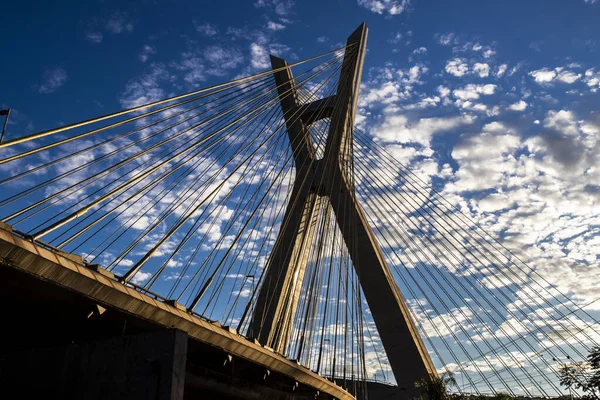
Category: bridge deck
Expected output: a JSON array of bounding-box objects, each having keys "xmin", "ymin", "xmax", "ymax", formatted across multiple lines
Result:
[{"xmin": 0, "ymin": 225, "xmax": 354, "ymax": 400}]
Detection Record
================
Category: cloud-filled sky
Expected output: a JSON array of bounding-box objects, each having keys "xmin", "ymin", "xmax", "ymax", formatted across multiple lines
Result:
[{"xmin": 1, "ymin": 0, "xmax": 600, "ymax": 395}]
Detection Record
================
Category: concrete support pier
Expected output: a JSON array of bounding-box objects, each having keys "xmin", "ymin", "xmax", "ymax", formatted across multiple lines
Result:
[{"xmin": 0, "ymin": 329, "xmax": 188, "ymax": 400}]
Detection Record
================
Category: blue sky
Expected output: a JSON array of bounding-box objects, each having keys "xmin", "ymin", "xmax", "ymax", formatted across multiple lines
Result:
[
  {"xmin": 2, "ymin": 0, "xmax": 600, "ymax": 395},
  {"xmin": 2, "ymin": 0, "xmax": 598, "ymax": 133}
]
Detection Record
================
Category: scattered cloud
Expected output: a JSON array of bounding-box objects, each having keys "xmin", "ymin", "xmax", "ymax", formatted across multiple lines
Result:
[
  {"xmin": 445, "ymin": 58, "xmax": 469, "ymax": 77},
  {"xmin": 496, "ymin": 64, "xmax": 508, "ymax": 78},
  {"xmin": 453, "ymin": 84, "xmax": 497, "ymax": 100},
  {"xmin": 120, "ymin": 63, "xmax": 172, "ymax": 108},
  {"xmin": 530, "ymin": 68, "xmax": 557, "ymax": 83},
  {"xmin": 529, "ymin": 67, "xmax": 582, "ymax": 85},
  {"xmin": 194, "ymin": 21, "xmax": 218, "ymax": 36},
  {"xmin": 437, "ymin": 32, "xmax": 458, "ymax": 46},
  {"xmin": 36, "ymin": 67, "xmax": 68, "ymax": 94},
  {"xmin": 248, "ymin": 42, "xmax": 289, "ymax": 70},
  {"xmin": 86, "ymin": 31, "xmax": 103, "ymax": 43},
  {"xmin": 267, "ymin": 21, "xmax": 286, "ymax": 31},
  {"xmin": 105, "ymin": 11, "xmax": 133, "ymax": 34},
  {"xmin": 139, "ymin": 45, "xmax": 156, "ymax": 63},
  {"xmin": 203, "ymin": 46, "xmax": 244, "ymax": 70},
  {"xmin": 507, "ymin": 100, "xmax": 528, "ymax": 112},
  {"xmin": 254, "ymin": 0, "xmax": 295, "ymax": 16},
  {"xmin": 584, "ymin": 68, "xmax": 600, "ymax": 92},
  {"xmin": 373, "ymin": 114, "xmax": 476, "ymax": 147},
  {"xmin": 357, "ymin": 0, "xmax": 410, "ymax": 15},
  {"xmin": 131, "ymin": 271, "xmax": 152, "ymax": 285},
  {"xmin": 388, "ymin": 30, "xmax": 412, "ymax": 45},
  {"xmin": 445, "ymin": 57, "xmax": 496, "ymax": 78},
  {"xmin": 85, "ymin": 11, "xmax": 133, "ymax": 43},
  {"xmin": 556, "ymin": 69, "xmax": 582, "ymax": 84},
  {"xmin": 473, "ymin": 62, "xmax": 490, "ymax": 78},
  {"xmin": 250, "ymin": 43, "xmax": 270, "ymax": 69}
]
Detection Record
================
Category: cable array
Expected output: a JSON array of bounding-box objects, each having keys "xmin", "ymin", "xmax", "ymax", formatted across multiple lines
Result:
[
  {"xmin": 1, "ymin": 41, "xmax": 598, "ymax": 398},
  {"xmin": 0, "ymin": 45, "xmax": 374, "ymax": 393},
  {"xmin": 351, "ymin": 128, "xmax": 600, "ymax": 396}
]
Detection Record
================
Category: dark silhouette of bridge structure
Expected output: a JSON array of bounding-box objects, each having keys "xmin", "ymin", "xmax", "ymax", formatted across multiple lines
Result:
[{"xmin": 0, "ymin": 24, "xmax": 598, "ymax": 400}]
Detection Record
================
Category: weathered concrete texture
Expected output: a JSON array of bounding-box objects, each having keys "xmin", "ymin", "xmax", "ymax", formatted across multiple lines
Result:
[{"xmin": 0, "ymin": 329, "xmax": 187, "ymax": 400}]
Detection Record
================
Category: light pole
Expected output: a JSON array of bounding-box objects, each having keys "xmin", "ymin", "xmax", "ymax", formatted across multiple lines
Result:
[{"xmin": 0, "ymin": 109, "xmax": 10, "ymax": 143}]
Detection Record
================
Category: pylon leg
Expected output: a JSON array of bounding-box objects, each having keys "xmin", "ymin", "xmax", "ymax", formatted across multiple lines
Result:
[
  {"xmin": 327, "ymin": 168, "xmax": 437, "ymax": 389},
  {"xmin": 250, "ymin": 24, "xmax": 437, "ymax": 390},
  {"xmin": 249, "ymin": 172, "xmax": 320, "ymax": 353}
]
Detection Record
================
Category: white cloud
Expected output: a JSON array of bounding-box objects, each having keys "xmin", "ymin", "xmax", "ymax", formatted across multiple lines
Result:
[
  {"xmin": 473, "ymin": 62, "xmax": 490, "ymax": 78},
  {"xmin": 437, "ymin": 85, "xmax": 450, "ymax": 98},
  {"xmin": 357, "ymin": 0, "xmax": 410, "ymax": 15},
  {"xmin": 86, "ymin": 31, "xmax": 103, "ymax": 43},
  {"xmin": 584, "ymin": 68, "xmax": 600, "ymax": 92},
  {"xmin": 194, "ymin": 21, "xmax": 218, "ymax": 36},
  {"xmin": 482, "ymin": 49, "xmax": 495, "ymax": 58},
  {"xmin": 496, "ymin": 64, "xmax": 508, "ymax": 77},
  {"xmin": 248, "ymin": 42, "xmax": 289, "ymax": 70},
  {"xmin": 172, "ymin": 52, "xmax": 206, "ymax": 84},
  {"xmin": 477, "ymin": 192, "xmax": 515, "ymax": 213},
  {"xmin": 317, "ymin": 36, "xmax": 328, "ymax": 43},
  {"xmin": 250, "ymin": 43, "xmax": 270, "ymax": 69},
  {"xmin": 388, "ymin": 32, "xmax": 402, "ymax": 44},
  {"xmin": 105, "ymin": 11, "xmax": 133, "ymax": 34},
  {"xmin": 453, "ymin": 84, "xmax": 497, "ymax": 100},
  {"xmin": 530, "ymin": 68, "xmax": 557, "ymax": 83},
  {"xmin": 445, "ymin": 58, "xmax": 469, "ymax": 77},
  {"xmin": 131, "ymin": 271, "xmax": 152, "ymax": 285},
  {"xmin": 267, "ymin": 21, "xmax": 286, "ymax": 31},
  {"xmin": 139, "ymin": 45, "xmax": 156, "ymax": 63},
  {"xmin": 37, "ymin": 68, "xmax": 68, "ymax": 94},
  {"xmin": 358, "ymin": 65, "xmax": 429, "ymax": 111},
  {"xmin": 120, "ymin": 63, "xmax": 171, "ymax": 108},
  {"xmin": 529, "ymin": 67, "xmax": 582, "ymax": 85},
  {"xmin": 373, "ymin": 114, "xmax": 475, "ymax": 146},
  {"xmin": 84, "ymin": 11, "xmax": 133, "ymax": 43},
  {"xmin": 437, "ymin": 32, "xmax": 457, "ymax": 46},
  {"xmin": 403, "ymin": 64, "xmax": 428, "ymax": 83},
  {"xmin": 203, "ymin": 46, "xmax": 244, "ymax": 70},
  {"xmin": 449, "ymin": 122, "xmax": 522, "ymax": 192},
  {"xmin": 543, "ymin": 110, "xmax": 579, "ymax": 136},
  {"xmin": 412, "ymin": 47, "xmax": 427, "ymax": 55},
  {"xmin": 556, "ymin": 70, "xmax": 582, "ymax": 84},
  {"xmin": 508, "ymin": 100, "xmax": 528, "ymax": 112},
  {"xmin": 254, "ymin": 0, "xmax": 295, "ymax": 16}
]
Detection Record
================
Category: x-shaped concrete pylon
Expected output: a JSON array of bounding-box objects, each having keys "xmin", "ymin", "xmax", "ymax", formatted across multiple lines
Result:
[{"xmin": 249, "ymin": 23, "xmax": 437, "ymax": 391}]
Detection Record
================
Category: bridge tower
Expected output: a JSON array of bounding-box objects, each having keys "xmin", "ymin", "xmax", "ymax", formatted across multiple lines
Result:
[{"xmin": 249, "ymin": 23, "xmax": 437, "ymax": 389}]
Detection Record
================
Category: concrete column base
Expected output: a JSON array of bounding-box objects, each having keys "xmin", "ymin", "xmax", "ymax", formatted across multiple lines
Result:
[{"xmin": 0, "ymin": 329, "xmax": 188, "ymax": 400}]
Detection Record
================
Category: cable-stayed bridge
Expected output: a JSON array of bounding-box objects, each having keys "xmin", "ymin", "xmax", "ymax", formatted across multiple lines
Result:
[{"xmin": 0, "ymin": 24, "xmax": 598, "ymax": 399}]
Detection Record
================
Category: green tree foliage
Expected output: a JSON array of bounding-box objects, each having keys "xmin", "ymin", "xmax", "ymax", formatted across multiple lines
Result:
[
  {"xmin": 490, "ymin": 393, "xmax": 512, "ymax": 400},
  {"xmin": 414, "ymin": 371, "xmax": 457, "ymax": 400},
  {"xmin": 558, "ymin": 346, "xmax": 600, "ymax": 399}
]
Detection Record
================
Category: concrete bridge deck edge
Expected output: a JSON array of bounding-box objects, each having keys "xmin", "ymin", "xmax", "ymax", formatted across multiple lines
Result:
[{"xmin": 0, "ymin": 228, "xmax": 354, "ymax": 400}]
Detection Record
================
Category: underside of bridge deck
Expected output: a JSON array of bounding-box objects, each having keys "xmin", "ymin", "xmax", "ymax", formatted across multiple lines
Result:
[
  {"xmin": 0, "ymin": 265, "xmax": 338, "ymax": 400},
  {"xmin": 0, "ymin": 227, "xmax": 355, "ymax": 400}
]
